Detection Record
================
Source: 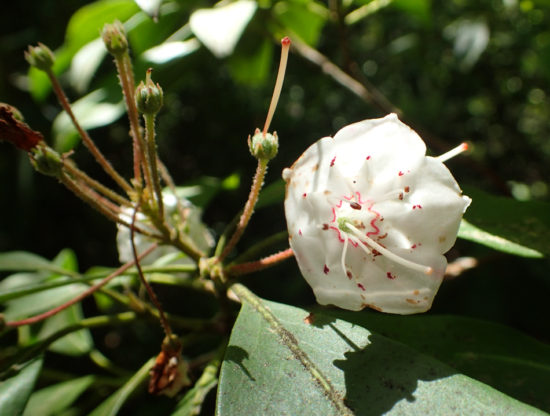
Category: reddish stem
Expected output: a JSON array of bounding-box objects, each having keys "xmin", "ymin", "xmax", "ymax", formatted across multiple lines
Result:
[
  {"xmin": 5, "ymin": 243, "xmax": 158, "ymax": 328},
  {"xmin": 226, "ymin": 248, "xmax": 294, "ymax": 277}
]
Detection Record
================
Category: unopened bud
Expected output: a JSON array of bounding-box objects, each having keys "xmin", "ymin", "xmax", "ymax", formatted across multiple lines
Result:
[
  {"xmin": 24, "ymin": 43, "xmax": 55, "ymax": 71},
  {"xmin": 136, "ymin": 69, "xmax": 163, "ymax": 115},
  {"xmin": 102, "ymin": 21, "xmax": 128, "ymax": 56},
  {"xmin": 248, "ymin": 128, "xmax": 279, "ymax": 160},
  {"xmin": 30, "ymin": 145, "xmax": 63, "ymax": 177}
]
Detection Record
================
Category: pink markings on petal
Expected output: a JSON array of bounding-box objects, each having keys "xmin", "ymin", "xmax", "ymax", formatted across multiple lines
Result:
[
  {"xmin": 323, "ymin": 264, "xmax": 330, "ymax": 274},
  {"xmin": 356, "ymin": 191, "xmax": 366, "ymax": 204},
  {"xmin": 412, "ymin": 204, "xmax": 422, "ymax": 210},
  {"xmin": 357, "ymin": 283, "xmax": 366, "ymax": 291},
  {"xmin": 298, "ymin": 229, "xmax": 302, "ymax": 236},
  {"xmin": 366, "ymin": 203, "xmax": 381, "ymax": 237},
  {"xmin": 331, "ymin": 207, "xmax": 337, "ymax": 223},
  {"xmin": 398, "ymin": 171, "xmax": 405, "ymax": 177},
  {"xmin": 386, "ymin": 272, "xmax": 397, "ymax": 279},
  {"xmin": 330, "ymin": 156, "xmax": 336, "ymax": 167}
]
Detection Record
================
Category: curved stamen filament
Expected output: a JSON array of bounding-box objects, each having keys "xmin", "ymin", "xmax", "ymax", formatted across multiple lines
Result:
[{"xmin": 345, "ymin": 222, "xmax": 433, "ymax": 275}]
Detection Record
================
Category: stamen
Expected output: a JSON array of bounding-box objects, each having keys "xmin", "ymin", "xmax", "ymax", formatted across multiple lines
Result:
[
  {"xmin": 436, "ymin": 142, "xmax": 469, "ymax": 163},
  {"xmin": 341, "ymin": 233, "xmax": 349, "ymax": 277},
  {"xmin": 345, "ymin": 223, "xmax": 433, "ymax": 275}
]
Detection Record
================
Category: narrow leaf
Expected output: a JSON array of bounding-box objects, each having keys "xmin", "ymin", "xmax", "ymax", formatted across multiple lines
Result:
[{"xmin": 0, "ymin": 358, "xmax": 43, "ymax": 416}]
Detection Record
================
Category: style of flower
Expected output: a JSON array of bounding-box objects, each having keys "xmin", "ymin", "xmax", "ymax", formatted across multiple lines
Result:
[{"xmin": 283, "ymin": 114, "xmax": 471, "ymax": 314}]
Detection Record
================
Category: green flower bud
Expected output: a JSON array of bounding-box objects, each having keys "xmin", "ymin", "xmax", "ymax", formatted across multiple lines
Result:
[
  {"xmin": 101, "ymin": 21, "xmax": 128, "ymax": 56},
  {"xmin": 30, "ymin": 144, "xmax": 63, "ymax": 177},
  {"xmin": 24, "ymin": 43, "xmax": 55, "ymax": 71},
  {"xmin": 136, "ymin": 69, "xmax": 163, "ymax": 115},
  {"xmin": 248, "ymin": 128, "xmax": 279, "ymax": 160}
]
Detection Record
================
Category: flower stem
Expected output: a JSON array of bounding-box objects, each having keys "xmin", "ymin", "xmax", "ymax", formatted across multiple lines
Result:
[
  {"xmin": 218, "ymin": 158, "xmax": 268, "ymax": 263},
  {"xmin": 62, "ymin": 160, "xmax": 131, "ymax": 207},
  {"xmin": 4, "ymin": 244, "xmax": 157, "ymax": 328},
  {"xmin": 230, "ymin": 230, "xmax": 288, "ymax": 264},
  {"xmin": 226, "ymin": 248, "xmax": 294, "ymax": 277},
  {"xmin": 144, "ymin": 113, "xmax": 164, "ymax": 220},
  {"xmin": 130, "ymin": 203, "xmax": 173, "ymax": 337},
  {"xmin": 45, "ymin": 69, "xmax": 132, "ymax": 193}
]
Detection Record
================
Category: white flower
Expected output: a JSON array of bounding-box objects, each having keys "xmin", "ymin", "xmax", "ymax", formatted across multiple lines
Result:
[
  {"xmin": 117, "ymin": 191, "xmax": 213, "ymax": 265},
  {"xmin": 283, "ymin": 114, "xmax": 471, "ymax": 314}
]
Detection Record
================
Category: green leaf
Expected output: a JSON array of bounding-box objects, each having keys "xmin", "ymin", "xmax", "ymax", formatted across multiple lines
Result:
[
  {"xmin": 0, "ymin": 251, "xmax": 71, "ymax": 275},
  {"xmin": 0, "ymin": 358, "xmax": 43, "ymax": 416},
  {"xmin": 227, "ymin": 38, "xmax": 273, "ymax": 86},
  {"xmin": 88, "ymin": 357, "xmax": 155, "ymax": 416},
  {"xmin": 325, "ymin": 309, "xmax": 550, "ymax": 413},
  {"xmin": 190, "ymin": 0, "xmax": 257, "ymax": 58},
  {"xmin": 460, "ymin": 187, "xmax": 549, "ymax": 257},
  {"xmin": 218, "ymin": 297, "xmax": 546, "ymax": 415},
  {"xmin": 38, "ymin": 304, "xmax": 94, "ymax": 356},
  {"xmin": 52, "ymin": 89, "xmax": 125, "ymax": 152},
  {"xmin": 22, "ymin": 375, "xmax": 94, "ymax": 416},
  {"xmin": 274, "ymin": 0, "xmax": 328, "ymax": 46}
]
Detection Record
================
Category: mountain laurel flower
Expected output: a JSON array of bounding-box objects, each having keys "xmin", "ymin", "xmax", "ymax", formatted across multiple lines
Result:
[{"xmin": 283, "ymin": 114, "xmax": 471, "ymax": 314}]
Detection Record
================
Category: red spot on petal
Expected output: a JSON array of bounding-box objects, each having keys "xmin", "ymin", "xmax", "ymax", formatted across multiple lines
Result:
[
  {"xmin": 386, "ymin": 272, "xmax": 397, "ymax": 279},
  {"xmin": 378, "ymin": 233, "xmax": 388, "ymax": 239},
  {"xmin": 346, "ymin": 270, "xmax": 353, "ymax": 279},
  {"xmin": 398, "ymin": 171, "xmax": 404, "ymax": 176},
  {"xmin": 322, "ymin": 223, "xmax": 329, "ymax": 230},
  {"xmin": 411, "ymin": 244, "xmax": 417, "ymax": 249},
  {"xmin": 302, "ymin": 193, "xmax": 307, "ymax": 198},
  {"xmin": 323, "ymin": 264, "xmax": 330, "ymax": 274},
  {"xmin": 404, "ymin": 186, "xmax": 410, "ymax": 193},
  {"xmin": 412, "ymin": 204, "xmax": 422, "ymax": 210},
  {"xmin": 298, "ymin": 229, "xmax": 302, "ymax": 236},
  {"xmin": 330, "ymin": 156, "xmax": 336, "ymax": 167},
  {"xmin": 350, "ymin": 202, "xmax": 361, "ymax": 210},
  {"xmin": 357, "ymin": 283, "xmax": 366, "ymax": 291},
  {"xmin": 366, "ymin": 155, "xmax": 371, "ymax": 160},
  {"xmin": 398, "ymin": 193, "xmax": 403, "ymax": 200}
]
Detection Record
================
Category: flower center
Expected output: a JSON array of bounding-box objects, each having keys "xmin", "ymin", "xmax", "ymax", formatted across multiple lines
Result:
[{"xmin": 328, "ymin": 191, "xmax": 433, "ymax": 278}]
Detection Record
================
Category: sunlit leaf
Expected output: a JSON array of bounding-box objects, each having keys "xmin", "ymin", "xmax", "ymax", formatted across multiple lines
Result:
[
  {"xmin": 52, "ymin": 89, "xmax": 125, "ymax": 152},
  {"xmin": 69, "ymin": 38, "xmax": 108, "ymax": 93},
  {"xmin": 218, "ymin": 298, "xmax": 546, "ymax": 415},
  {"xmin": 142, "ymin": 39, "xmax": 201, "ymax": 64},
  {"xmin": 460, "ymin": 187, "xmax": 549, "ymax": 257},
  {"xmin": 190, "ymin": 0, "xmax": 257, "ymax": 58}
]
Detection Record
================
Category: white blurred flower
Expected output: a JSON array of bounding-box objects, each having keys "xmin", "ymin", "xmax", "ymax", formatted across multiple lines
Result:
[
  {"xmin": 283, "ymin": 114, "xmax": 471, "ymax": 314},
  {"xmin": 117, "ymin": 192, "xmax": 213, "ymax": 265}
]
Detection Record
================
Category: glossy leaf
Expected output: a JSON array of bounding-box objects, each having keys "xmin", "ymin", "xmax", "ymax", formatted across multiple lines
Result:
[
  {"xmin": 22, "ymin": 375, "xmax": 94, "ymax": 416},
  {"xmin": 218, "ymin": 298, "xmax": 546, "ymax": 415},
  {"xmin": 0, "ymin": 251, "xmax": 70, "ymax": 275},
  {"xmin": 0, "ymin": 359, "xmax": 43, "ymax": 416},
  {"xmin": 52, "ymin": 89, "xmax": 125, "ymax": 152},
  {"xmin": 325, "ymin": 309, "xmax": 550, "ymax": 413},
  {"xmin": 274, "ymin": 0, "xmax": 328, "ymax": 46},
  {"xmin": 460, "ymin": 187, "xmax": 549, "ymax": 257}
]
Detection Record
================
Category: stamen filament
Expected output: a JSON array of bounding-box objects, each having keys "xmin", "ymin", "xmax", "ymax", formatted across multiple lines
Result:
[
  {"xmin": 436, "ymin": 142, "xmax": 469, "ymax": 163},
  {"xmin": 263, "ymin": 37, "xmax": 291, "ymax": 136},
  {"xmin": 341, "ymin": 233, "xmax": 349, "ymax": 275},
  {"xmin": 345, "ymin": 223, "xmax": 433, "ymax": 275}
]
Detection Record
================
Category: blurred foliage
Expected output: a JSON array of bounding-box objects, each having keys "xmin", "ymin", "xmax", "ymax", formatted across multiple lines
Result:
[{"xmin": 1, "ymin": 0, "xmax": 550, "ymax": 414}]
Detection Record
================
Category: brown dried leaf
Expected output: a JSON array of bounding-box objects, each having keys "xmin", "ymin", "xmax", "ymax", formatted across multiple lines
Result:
[{"xmin": 0, "ymin": 105, "xmax": 43, "ymax": 151}]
